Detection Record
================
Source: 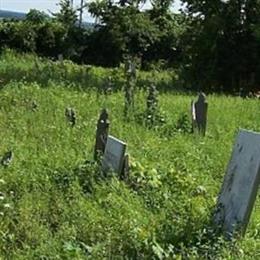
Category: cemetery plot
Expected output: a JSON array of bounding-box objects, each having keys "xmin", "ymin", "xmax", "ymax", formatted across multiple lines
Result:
[
  {"xmin": 214, "ymin": 129, "xmax": 260, "ymax": 237},
  {"xmin": 102, "ymin": 135, "xmax": 127, "ymax": 175}
]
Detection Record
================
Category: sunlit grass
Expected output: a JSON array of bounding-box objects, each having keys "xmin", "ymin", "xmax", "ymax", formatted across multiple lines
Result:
[{"xmin": 0, "ymin": 52, "xmax": 259, "ymax": 258}]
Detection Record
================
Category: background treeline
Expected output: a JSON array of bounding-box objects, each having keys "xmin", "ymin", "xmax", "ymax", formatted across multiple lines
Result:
[{"xmin": 1, "ymin": 0, "xmax": 260, "ymax": 93}]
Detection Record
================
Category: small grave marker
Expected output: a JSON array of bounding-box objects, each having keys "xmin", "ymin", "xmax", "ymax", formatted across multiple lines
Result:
[
  {"xmin": 214, "ymin": 129, "xmax": 260, "ymax": 237},
  {"xmin": 191, "ymin": 92, "xmax": 208, "ymax": 135},
  {"xmin": 102, "ymin": 135, "xmax": 127, "ymax": 175},
  {"xmin": 1, "ymin": 151, "xmax": 13, "ymax": 167},
  {"xmin": 65, "ymin": 107, "xmax": 76, "ymax": 127},
  {"xmin": 94, "ymin": 109, "xmax": 110, "ymax": 160}
]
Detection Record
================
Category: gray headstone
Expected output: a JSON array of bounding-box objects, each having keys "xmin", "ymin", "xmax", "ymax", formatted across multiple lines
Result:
[
  {"xmin": 102, "ymin": 135, "xmax": 127, "ymax": 174},
  {"xmin": 193, "ymin": 92, "xmax": 208, "ymax": 135},
  {"xmin": 94, "ymin": 109, "xmax": 110, "ymax": 160},
  {"xmin": 214, "ymin": 129, "xmax": 260, "ymax": 237}
]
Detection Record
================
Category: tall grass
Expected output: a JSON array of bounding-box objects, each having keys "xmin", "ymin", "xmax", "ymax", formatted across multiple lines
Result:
[
  {"xmin": 0, "ymin": 49, "xmax": 176, "ymax": 92},
  {"xmin": 0, "ymin": 52, "xmax": 259, "ymax": 259}
]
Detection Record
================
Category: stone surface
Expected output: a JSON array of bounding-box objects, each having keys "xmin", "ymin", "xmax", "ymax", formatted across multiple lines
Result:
[
  {"xmin": 102, "ymin": 135, "xmax": 127, "ymax": 174},
  {"xmin": 214, "ymin": 129, "xmax": 260, "ymax": 237},
  {"xmin": 194, "ymin": 92, "xmax": 208, "ymax": 135},
  {"xmin": 94, "ymin": 109, "xmax": 109, "ymax": 160}
]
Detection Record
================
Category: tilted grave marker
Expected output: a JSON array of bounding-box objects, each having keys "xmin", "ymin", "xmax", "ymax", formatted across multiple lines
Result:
[
  {"xmin": 214, "ymin": 129, "xmax": 260, "ymax": 237},
  {"xmin": 191, "ymin": 92, "xmax": 208, "ymax": 135},
  {"xmin": 102, "ymin": 135, "xmax": 127, "ymax": 175},
  {"xmin": 94, "ymin": 109, "xmax": 110, "ymax": 160}
]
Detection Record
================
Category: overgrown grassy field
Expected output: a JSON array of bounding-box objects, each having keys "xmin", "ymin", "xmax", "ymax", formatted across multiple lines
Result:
[{"xmin": 0, "ymin": 51, "xmax": 259, "ymax": 259}]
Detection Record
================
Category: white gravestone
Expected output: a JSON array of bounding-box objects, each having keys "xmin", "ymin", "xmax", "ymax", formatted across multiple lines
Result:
[
  {"xmin": 102, "ymin": 135, "xmax": 127, "ymax": 174},
  {"xmin": 214, "ymin": 129, "xmax": 260, "ymax": 237}
]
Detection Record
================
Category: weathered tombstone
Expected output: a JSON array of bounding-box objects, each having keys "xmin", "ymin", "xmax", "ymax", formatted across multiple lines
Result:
[
  {"xmin": 1, "ymin": 151, "xmax": 13, "ymax": 167},
  {"xmin": 94, "ymin": 109, "xmax": 110, "ymax": 160},
  {"xmin": 65, "ymin": 107, "xmax": 76, "ymax": 127},
  {"xmin": 214, "ymin": 129, "xmax": 260, "ymax": 238},
  {"xmin": 192, "ymin": 92, "xmax": 208, "ymax": 136},
  {"xmin": 102, "ymin": 135, "xmax": 127, "ymax": 175}
]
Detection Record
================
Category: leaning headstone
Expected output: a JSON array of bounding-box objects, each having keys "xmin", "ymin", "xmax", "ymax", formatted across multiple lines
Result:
[
  {"xmin": 192, "ymin": 92, "xmax": 208, "ymax": 135},
  {"xmin": 214, "ymin": 129, "xmax": 260, "ymax": 238},
  {"xmin": 94, "ymin": 109, "xmax": 110, "ymax": 160},
  {"xmin": 102, "ymin": 135, "xmax": 127, "ymax": 175}
]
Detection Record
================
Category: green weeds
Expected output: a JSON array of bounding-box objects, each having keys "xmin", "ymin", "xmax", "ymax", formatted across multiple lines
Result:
[{"xmin": 0, "ymin": 54, "xmax": 259, "ymax": 259}]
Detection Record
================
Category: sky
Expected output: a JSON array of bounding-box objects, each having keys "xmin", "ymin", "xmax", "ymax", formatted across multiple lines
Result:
[{"xmin": 0, "ymin": 0, "xmax": 183, "ymax": 21}]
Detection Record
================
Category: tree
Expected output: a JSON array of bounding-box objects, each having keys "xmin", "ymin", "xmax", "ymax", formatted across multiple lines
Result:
[
  {"xmin": 182, "ymin": 0, "xmax": 260, "ymax": 92},
  {"xmin": 54, "ymin": 0, "xmax": 78, "ymax": 27},
  {"xmin": 144, "ymin": 0, "xmax": 188, "ymax": 69},
  {"xmin": 26, "ymin": 9, "xmax": 49, "ymax": 24},
  {"xmin": 87, "ymin": 0, "xmax": 163, "ymax": 66}
]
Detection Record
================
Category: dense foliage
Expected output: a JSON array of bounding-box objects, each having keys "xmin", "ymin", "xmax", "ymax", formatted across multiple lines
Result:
[
  {"xmin": 1, "ymin": 0, "xmax": 260, "ymax": 91},
  {"xmin": 182, "ymin": 0, "xmax": 260, "ymax": 93},
  {"xmin": 0, "ymin": 1, "xmax": 185, "ymax": 69}
]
